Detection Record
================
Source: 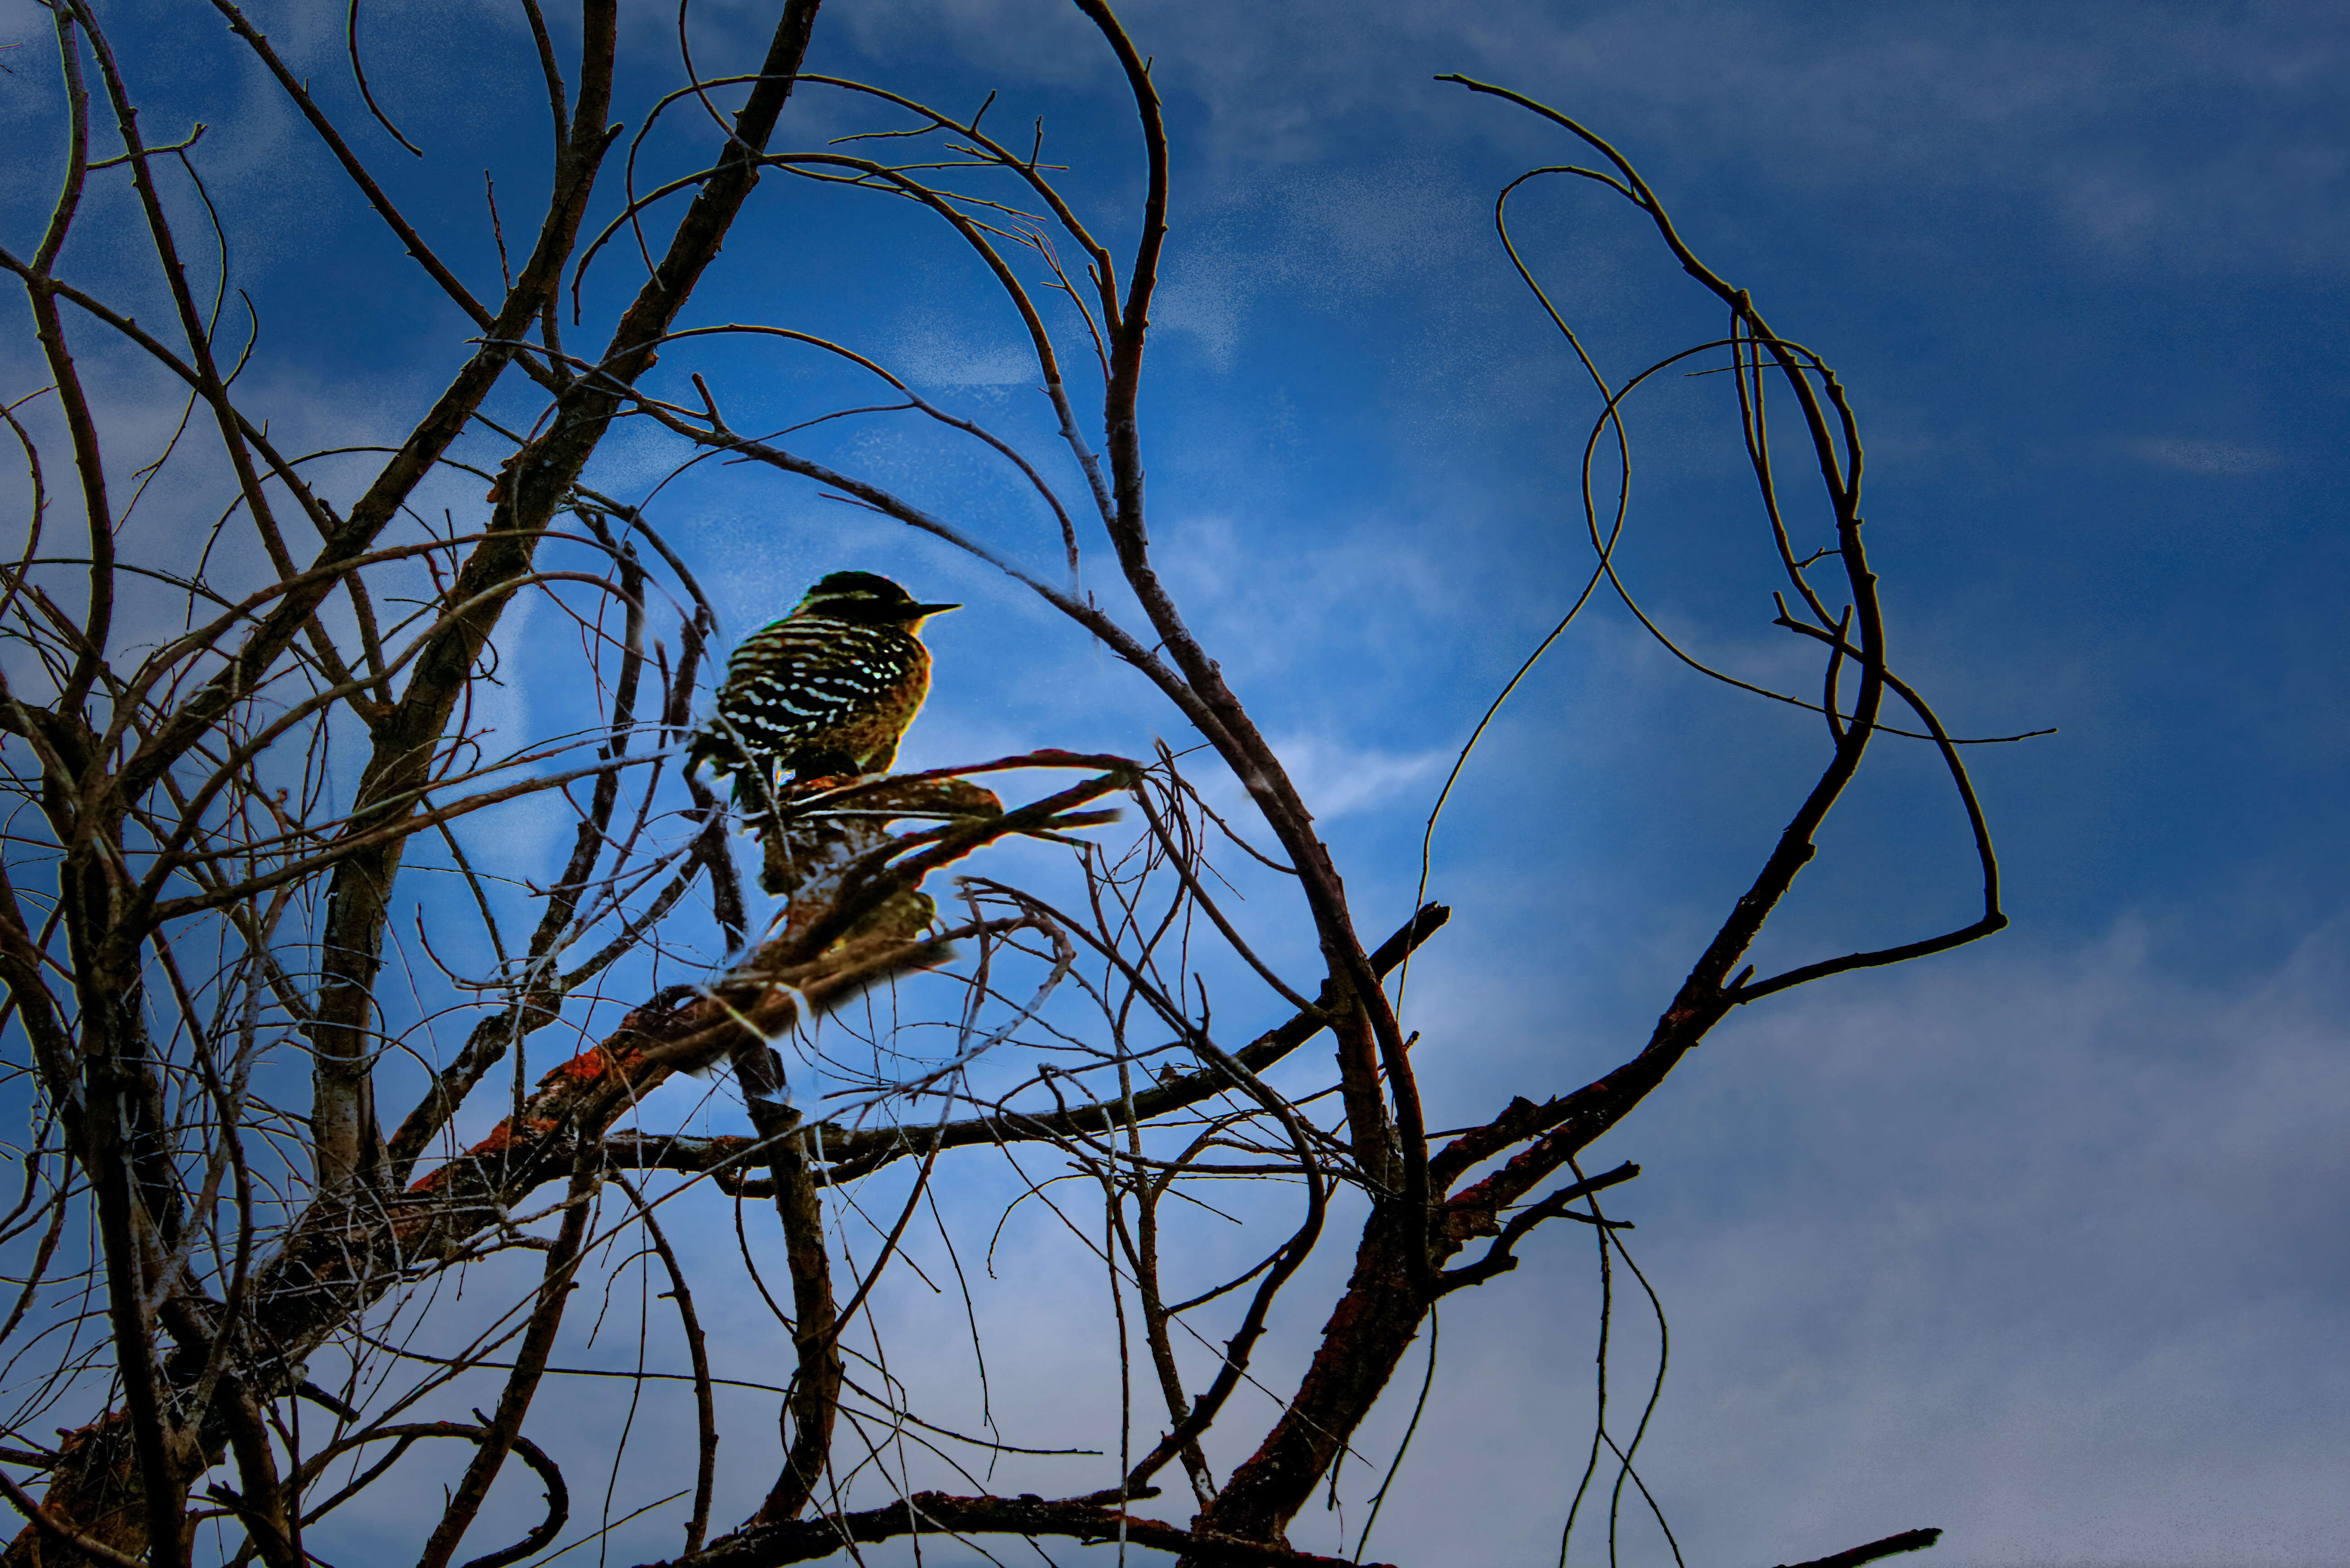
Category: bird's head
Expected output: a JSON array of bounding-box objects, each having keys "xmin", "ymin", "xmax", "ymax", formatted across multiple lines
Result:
[{"xmin": 795, "ymin": 570, "xmax": 960, "ymax": 626}]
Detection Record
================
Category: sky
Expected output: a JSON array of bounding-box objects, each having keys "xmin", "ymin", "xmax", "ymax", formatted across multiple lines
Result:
[{"xmin": 1, "ymin": 1, "xmax": 2345, "ymax": 1566}]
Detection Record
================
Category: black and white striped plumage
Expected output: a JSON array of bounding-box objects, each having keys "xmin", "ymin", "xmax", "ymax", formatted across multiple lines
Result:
[{"xmin": 688, "ymin": 572, "xmax": 958, "ymax": 807}]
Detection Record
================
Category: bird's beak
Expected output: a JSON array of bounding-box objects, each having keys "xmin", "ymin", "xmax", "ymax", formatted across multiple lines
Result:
[{"xmin": 913, "ymin": 602, "xmax": 961, "ymax": 617}]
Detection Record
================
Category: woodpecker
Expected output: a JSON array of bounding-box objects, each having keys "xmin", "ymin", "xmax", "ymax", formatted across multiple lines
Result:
[{"xmin": 688, "ymin": 571, "xmax": 959, "ymax": 808}]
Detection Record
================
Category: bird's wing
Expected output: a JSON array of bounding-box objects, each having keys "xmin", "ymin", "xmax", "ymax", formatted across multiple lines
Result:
[{"xmin": 715, "ymin": 618, "xmax": 917, "ymax": 751}]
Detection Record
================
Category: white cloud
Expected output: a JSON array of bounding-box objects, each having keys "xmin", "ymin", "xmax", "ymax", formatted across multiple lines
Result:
[{"xmin": 1363, "ymin": 910, "xmax": 2350, "ymax": 1567}]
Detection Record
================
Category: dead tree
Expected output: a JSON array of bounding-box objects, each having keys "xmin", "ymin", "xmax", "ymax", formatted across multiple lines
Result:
[{"xmin": 0, "ymin": 4, "xmax": 2005, "ymax": 1566}]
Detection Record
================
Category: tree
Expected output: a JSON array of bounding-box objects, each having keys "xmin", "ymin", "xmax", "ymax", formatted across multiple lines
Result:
[{"xmin": 0, "ymin": 3, "xmax": 2007, "ymax": 1565}]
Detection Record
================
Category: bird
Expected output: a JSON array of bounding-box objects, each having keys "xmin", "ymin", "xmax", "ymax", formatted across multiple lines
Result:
[{"xmin": 687, "ymin": 571, "xmax": 959, "ymax": 809}]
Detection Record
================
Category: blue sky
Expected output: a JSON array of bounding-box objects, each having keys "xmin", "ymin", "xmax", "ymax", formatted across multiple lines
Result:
[{"xmin": 1, "ymin": 1, "xmax": 2345, "ymax": 1564}]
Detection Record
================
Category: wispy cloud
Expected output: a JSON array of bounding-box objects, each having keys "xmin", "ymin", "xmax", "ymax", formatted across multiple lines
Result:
[
  {"xmin": 2133, "ymin": 437, "xmax": 2280, "ymax": 476},
  {"xmin": 1094, "ymin": 0, "xmax": 2350, "ymax": 277},
  {"xmin": 889, "ymin": 303, "xmax": 1041, "ymax": 387},
  {"xmin": 1267, "ymin": 733, "xmax": 1450, "ymax": 820}
]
